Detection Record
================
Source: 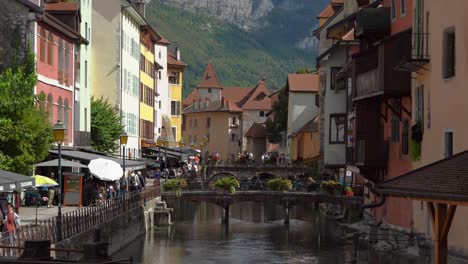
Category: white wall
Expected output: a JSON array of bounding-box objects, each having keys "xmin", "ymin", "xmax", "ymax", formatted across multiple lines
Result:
[
  {"xmin": 79, "ymin": 0, "xmax": 92, "ymax": 133},
  {"xmin": 322, "ymin": 47, "xmax": 347, "ymax": 166},
  {"xmin": 287, "ymin": 92, "xmax": 318, "ymax": 156},
  {"xmin": 198, "ymin": 88, "xmax": 222, "ymax": 102},
  {"xmin": 121, "ymin": 10, "xmax": 140, "ymax": 157},
  {"xmin": 154, "ymin": 43, "xmax": 168, "ymax": 140}
]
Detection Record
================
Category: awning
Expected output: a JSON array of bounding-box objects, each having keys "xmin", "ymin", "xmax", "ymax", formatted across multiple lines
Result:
[
  {"xmin": 35, "ymin": 158, "xmax": 88, "ymax": 168},
  {"xmin": 144, "ymin": 147, "xmax": 189, "ymax": 159},
  {"xmin": 0, "ymin": 170, "xmax": 35, "ymax": 191},
  {"xmin": 49, "ymin": 149, "xmax": 146, "ymax": 170}
]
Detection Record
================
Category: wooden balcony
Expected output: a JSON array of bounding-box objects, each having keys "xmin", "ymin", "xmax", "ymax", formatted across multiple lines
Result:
[
  {"xmin": 355, "ymin": 138, "xmax": 388, "ymax": 168},
  {"xmin": 355, "ymin": 8, "xmax": 391, "ymax": 39},
  {"xmin": 395, "ymin": 33, "xmax": 430, "ymax": 72},
  {"xmin": 353, "ymin": 30, "xmax": 412, "ymax": 101}
]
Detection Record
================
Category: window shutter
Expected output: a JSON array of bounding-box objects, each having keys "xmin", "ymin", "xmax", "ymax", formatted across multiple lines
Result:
[{"xmin": 447, "ymin": 32, "xmax": 455, "ymax": 77}]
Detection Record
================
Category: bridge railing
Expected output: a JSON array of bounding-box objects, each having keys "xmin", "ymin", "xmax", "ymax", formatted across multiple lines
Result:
[{"xmin": 0, "ymin": 187, "xmax": 159, "ymax": 257}]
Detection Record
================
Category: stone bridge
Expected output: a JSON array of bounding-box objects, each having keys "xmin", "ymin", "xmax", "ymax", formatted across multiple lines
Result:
[
  {"xmin": 162, "ymin": 190, "xmax": 363, "ymax": 224},
  {"xmin": 205, "ymin": 165, "xmax": 306, "ymax": 186}
]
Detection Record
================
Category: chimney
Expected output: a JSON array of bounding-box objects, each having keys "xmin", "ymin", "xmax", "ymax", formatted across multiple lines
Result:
[
  {"xmin": 176, "ymin": 47, "xmax": 181, "ymax": 61},
  {"xmin": 129, "ymin": 0, "xmax": 146, "ymax": 17}
]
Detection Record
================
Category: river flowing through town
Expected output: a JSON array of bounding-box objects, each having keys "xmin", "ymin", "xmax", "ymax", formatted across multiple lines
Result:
[{"xmin": 114, "ymin": 201, "xmax": 427, "ymax": 264}]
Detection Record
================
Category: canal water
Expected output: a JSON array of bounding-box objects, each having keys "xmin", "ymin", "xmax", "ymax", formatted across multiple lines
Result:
[{"xmin": 114, "ymin": 201, "xmax": 427, "ymax": 264}]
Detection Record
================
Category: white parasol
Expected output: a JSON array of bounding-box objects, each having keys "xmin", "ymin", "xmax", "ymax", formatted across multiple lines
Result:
[{"xmin": 88, "ymin": 158, "xmax": 123, "ymax": 181}]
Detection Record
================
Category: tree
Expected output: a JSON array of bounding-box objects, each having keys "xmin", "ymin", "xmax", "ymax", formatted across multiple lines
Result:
[
  {"xmin": 266, "ymin": 87, "xmax": 288, "ymax": 143},
  {"xmin": 91, "ymin": 96, "xmax": 124, "ymax": 153},
  {"xmin": 0, "ymin": 50, "xmax": 54, "ymax": 175}
]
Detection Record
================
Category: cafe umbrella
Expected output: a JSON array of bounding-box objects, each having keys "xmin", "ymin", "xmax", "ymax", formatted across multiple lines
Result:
[
  {"xmin": 88, "ymin": 158, "xmax": 123, "ymax": 181},
  {"xmin": 32, "ymin": 175, "xmax": 58, "ymax": 187}
]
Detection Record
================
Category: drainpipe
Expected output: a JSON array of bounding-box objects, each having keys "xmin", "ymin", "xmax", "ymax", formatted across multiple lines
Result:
[{"xmin": 361, "ymin": 194, "xmax": 386, "ymax": 209}]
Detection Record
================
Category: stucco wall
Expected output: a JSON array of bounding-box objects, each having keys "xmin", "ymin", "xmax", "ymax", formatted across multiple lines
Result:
[
  {"xmin": 242, "ymin": 110, "xmax": 268, "ymax": 151},
  {"xmin": 411, "ymin": 0, "xmax": 468, "ymax": 256},
  {"xmin": 287, "ymin": 92, "xmax": 318, "ymax": 157},
  {"xmin": 154, "ymin": 44, "xmax": 168, "ymax": 139},
  {"xmin": 78, "ymin": 0, "xmax": 92, "ymax": 134}
]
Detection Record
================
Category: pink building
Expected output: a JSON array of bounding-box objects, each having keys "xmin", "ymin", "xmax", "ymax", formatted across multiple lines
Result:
[{"xmin": 35, "ymin": 4, "xmax": 86, "ymax": 146}]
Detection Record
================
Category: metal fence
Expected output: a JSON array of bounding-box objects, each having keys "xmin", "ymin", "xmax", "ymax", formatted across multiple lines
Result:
[{"xmin": 0, "ymin": 187, "xmax": 159, "ymax": 257}]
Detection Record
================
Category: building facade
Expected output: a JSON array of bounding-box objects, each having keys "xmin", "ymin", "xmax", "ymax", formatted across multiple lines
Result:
[
  {"xmin": 154, "ymin": 37, "xmax": 170, "ymax": 141},
  {"xmin": 167, "ymin": 49, "xmax": 186, "ymax": 145}
]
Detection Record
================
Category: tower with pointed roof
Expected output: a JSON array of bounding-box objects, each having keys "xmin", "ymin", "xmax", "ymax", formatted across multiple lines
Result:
[{"xmin": 197, "ymin": 62, "xmax": 224, "ymax": 102}]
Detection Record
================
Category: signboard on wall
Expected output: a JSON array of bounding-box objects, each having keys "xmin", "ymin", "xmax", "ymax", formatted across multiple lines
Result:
[{"xmin": 63, "ymin": 173, "xmax": 83, "ymax": 207}]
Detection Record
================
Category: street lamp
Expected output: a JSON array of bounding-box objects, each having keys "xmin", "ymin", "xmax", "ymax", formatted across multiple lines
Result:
[
  {"xmin": 157, "ymin": 136, "xmax": 163, "ymax": 162},
  {"xmin": 190, "ymin": 142, "xmax": 195, "ymax": 149},
  {"xmin": 53, "ymin": 120, "xmax": 65, "ymax": 241},
  {"xmin": 163, "ymin": 137, "xmax": 168, "ymax": 163},
  {"xmin": 120, "ymin": 131, "xmax": 128, "ymax": 182},
  {"xmin": 178, "ymin": 139, "xmax": 185, "ymax": 162}
]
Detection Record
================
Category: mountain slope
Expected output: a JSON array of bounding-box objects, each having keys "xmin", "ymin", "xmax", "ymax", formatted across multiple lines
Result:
[{"xmin": 145, "ymin": 1, "xmax": 327, "ymax": 97}]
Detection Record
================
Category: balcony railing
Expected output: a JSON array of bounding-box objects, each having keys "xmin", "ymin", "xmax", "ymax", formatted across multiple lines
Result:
[
  {"xmin": 355, "ymin": 8, "xmax": 391, "ymax": 39},
  {"xmin": 356, "ymin": 68, "xmax": 379, "ymax": 98},
  {"xmin": 74, "ymin": 131, "xmax": 91, "ymax": 147},
  {"xmin": 413, "ymin": 33, "xmax": 430, "ymax": 61}
]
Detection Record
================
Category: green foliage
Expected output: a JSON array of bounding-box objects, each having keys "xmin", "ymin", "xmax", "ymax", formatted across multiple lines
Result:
[
  {"xmin": 0, "ymin": 49, "xmax": 53, "ymax": 175},
  {"xmin": 266, "ymin": 88, "xmax": 288, "ymax": 143},
  {"xmin": 90, "ymin": 97, "xmax": 124, "ymax": 153},
  {"xmin": 320, "ymin": 180, "xmax": 343, "ymax": 194},
  {"xmin": 214, "ymin": 177, "xmax": 240, "ymax": 194},
  {"xmin": 304, "ymin": 163, "xmax": 319, "ymax": 179},
  {"xmin": 267, "ymin": 178, "xmax": 292, "ymax": 192},
  {"xmin": 410, "ymin": 139, "xmax": 422, "ymax": 162},
  {"xmin": 145, "ymin": 1, "xmax": 318, "ymax": 97}
]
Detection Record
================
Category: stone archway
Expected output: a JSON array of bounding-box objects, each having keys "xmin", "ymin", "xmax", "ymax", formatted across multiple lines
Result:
[{"xmin": 207, "ymin": 172, "xmax": 238, "ymax": 190}]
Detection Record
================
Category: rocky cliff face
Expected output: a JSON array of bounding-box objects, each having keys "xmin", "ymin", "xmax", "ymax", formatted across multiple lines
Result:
[{"xmin": 157, "ymin": 0, "xmax": 274, "ymax": 30}]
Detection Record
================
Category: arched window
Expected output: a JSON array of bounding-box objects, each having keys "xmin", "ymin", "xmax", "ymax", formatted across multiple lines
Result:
[
  {"xmin": 64, "ymin": 43, "xmax": 69, "ymax": 85},
  {"xmin": 58, "ymin": 39, "xmax": 63, "ymax": 84},
  {"xmin": 47, "ymin": 94, "xmax": 53, "ymax": 123},
  {"xmin": 64, "ymin": 98, "xmax": 69, "ymax": 142},
  {"xmin": 38, "ymin": 92, "xmax": 46, "ymax": 111},
  {"xmin": 47, "ymin": 33, "xmax": 54, "ymax": 65},
  {"xmin": 39, "ymin": 29, "xmax": 46, "ymax": 62},
  {"xmin": 57, "ymin": 96, "xmax": 63, "ymax": 123}
]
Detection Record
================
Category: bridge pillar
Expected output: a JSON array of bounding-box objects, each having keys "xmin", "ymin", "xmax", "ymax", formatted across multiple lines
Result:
[
  {"xmin": 283, "ymin": 201, "xmax": 293, "ymax": 225},
  {"xmin": 222, "ymin": 204, "xmax": 230, "ymax": 224}
]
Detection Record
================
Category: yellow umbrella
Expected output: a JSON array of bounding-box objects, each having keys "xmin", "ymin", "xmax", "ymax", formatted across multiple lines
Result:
[{"xmin": 32, "ymin": 175, "xmax": 58, "ymax": 187}]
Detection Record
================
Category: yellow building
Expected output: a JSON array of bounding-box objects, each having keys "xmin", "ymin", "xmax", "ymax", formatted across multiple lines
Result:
[
  {"xmin": 289, "ymin": 116, "xmax": 320, "ymax": 162},
  {"xmin": 167, "ymin": 49, "xmax": 186, "ymax": 144},
  {"xmin": 139, "ymin": 26, "xmax": 159, "ymax": 148}
]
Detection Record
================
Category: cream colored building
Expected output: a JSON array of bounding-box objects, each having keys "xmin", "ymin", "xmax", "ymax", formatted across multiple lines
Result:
[{"xmin": 408, "ymin": 0, "xmax": 468, "ymax": 256}]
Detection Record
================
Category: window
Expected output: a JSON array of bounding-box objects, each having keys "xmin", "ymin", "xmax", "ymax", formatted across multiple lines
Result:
[
  {"xmin": 415, "ymin": 85, "xmax": 425, "ymax": 130},
  {"xmin": 315, "ymin": 94, "xmax": 320, "ymax": 107},
  {"xmin": 64, "ymin": 99, "xmax": 69, "ymax": 141},
  {"xmin": 159, "ymin": 101, "xmax": 161, "ymax": 109},
  {"xmin": 64, "ymin": 43, "xmax": 70, "ymax": 86},
  {"xmin": 208, "ymin": 88, "xmax": 211, "ymax": 93},
  {"xmin": 75, "ymin": 51, "xmax": 80, "ymax": 83},
  {"xmin": 172, "ymin": 127, "xmax": 177, "ymax": 140},
  {"xmin": 194, "ymin": 135, "xmax": 197, "ymax": 144},
  {"xmin": 189, "ymin": 135, "xmax": 192, "ymax": 143},
  {"xmin": 255, "ymin": 93, "xmax": 266, "ymax": 101},
  {"xmin": 85, "ymin": 61, "xmax": 88, "ymax": 88},
  {"xmin": 329, "ymin": 114, "xmax": 346, "ymax": 144},
  {"xmin": 402, "ymin": 119, "xmax": 409, "ymax": 154},
  {"xmin": 84, "ymin": 108, "xmax": 88, "ymax": 132},
  {"xmin": 57, "ymin": 97, "xmax": 63, "ymax": 123},
  {"xmin": 47, "ymin": 33, "xmax": 53, "ymax": 65},
  {"xmin": 171, "ymin": 101, "xmax": 181, "ymax": 116},
  {"xmin": 39, "ymin": 29, "xmax": 46, "ymax": 62},
  {"xmin": 231, "ymin": 134, "xmax": 236, "ymax": 142},
  {"xmin": 444, "ymin": 131, "xmax": 453, "ymax": 158},
  {"xmin": 259, "ymin": 111, "xmax": 265, "ymax": 117},
  {"xmin": 58, "ymin": 39, "xmax": 63, "ymax": 84},
  {"xmin": 206, "ymin": 117, "xmax": 211, "ymax": 128},
  {"xmin": 189, "ymin": 119, "xmax": 192, "ymax": 127},
  {"xmin": 194, "ymin": 119, "xmax": 198, "ymax": 127},
  {"xmin": 47, "ymin": 94, "xmax": 53, "ymax": 123},
  {"xmin": 391, "ymin": 0, "xmax": 396, "ymax": 19},
  {"xmin": 400, "ymin": 0, "xmax": 406, "ymax": 15},
  {"xmin": 391, "ymin": 100, "xmax": 400, "ymax": 143},
  {"xmin": 232, "ymin": 117, "xmax": 237, "ymax": 125},
  {"xmin": 330, "ymin": 67, "xmax": 343, "ymax": 90},
  {"xmin": 85, "ymin": 22, "xmax": 88, "ymax": 39},
  {"xmin": 443, "ymin": 28, "xmax": 456, "ymax": 79},
  {"xmin": 158, "ymin": 71, "xmax": 161, "ymax": 80}
]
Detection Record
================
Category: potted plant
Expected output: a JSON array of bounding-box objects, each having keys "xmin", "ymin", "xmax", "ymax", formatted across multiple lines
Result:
[
  {"xmin": 215, "ymin": 177, "xmax": 240, "ymax": 194},
  {"xmin": 267, "ymin": 178, "xmax": 292, "ymax": 192},
  {"xmin": 163, "ymin": 179, "xmax": 187, "ymax": 196},
  {"xmin": 320, "ymin": 180, "xmax": 343, "ymax": 195},
  {"xmin": 345, "ymin": 186, "xmax": 354, "ymax": 197}
]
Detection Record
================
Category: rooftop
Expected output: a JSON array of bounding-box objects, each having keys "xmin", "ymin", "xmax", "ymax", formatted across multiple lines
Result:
[{"xmin": 287, "ymin": 74, "xmax": 319, "ymax": 93}]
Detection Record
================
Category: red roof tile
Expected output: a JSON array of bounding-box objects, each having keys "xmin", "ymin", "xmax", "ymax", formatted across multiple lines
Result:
[
  {"xmin": 167, "ymin": 52, "xmax": 187, "ymax": 68},
  {"xmin": 197, "ymin": 63, "xmax": 222, "ymax": 89},
  {"xmin": 183, "ymin": 89, "xmax": 200, "ymax": 109},
  {"xmin": 222, "ymin": 87, "xmax": 252, "ymax": 104},
  {"xmin": 238, "ymin": 81, "xmax": 272, "ymax": 110},
  {"xmin": 183, "ymin": 99, "xmax": 242, "ymax": 114},
  {"xmin": 244, "ymin": 123, "xmax": 267, "ymax": 138},
  {"xmin": 318, "ymin": 4, "xmax": 335, "ymax": 18},
  {"xmin": 287, "ymin": 74, "xmax": 319, "ymax": 93},
  {"xmin": 45, "ymin": 2, "xmax": 78, "ymax": 12},
  {"xmin": 378, "ymin": 150, "xmax": 468, "ymax": 203}
]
